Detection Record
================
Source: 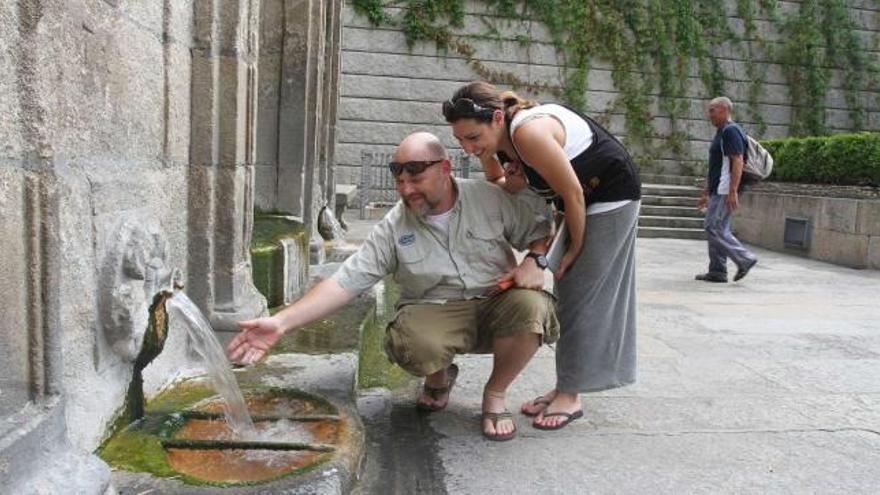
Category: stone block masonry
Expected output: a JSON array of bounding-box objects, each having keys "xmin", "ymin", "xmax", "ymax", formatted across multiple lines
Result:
[
  {"xmin": 337, "ymin": 1, "xmax": 880, "ymax": 180},
  {"xmin": 735, "ymin": 191, "xmax": 880, "ymax": 269}
]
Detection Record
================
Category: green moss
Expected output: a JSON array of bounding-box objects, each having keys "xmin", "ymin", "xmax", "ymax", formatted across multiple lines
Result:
[
  {"xmin": 252, "ymin": 215, "xmax": 308, "ymax": 248},
  {"xmin": 357, "ymin": 280, "xmax": 415, "ymax": 390},
  {"xmin": 98, "ymin": 385, "xmax": 340, "ymax": 487},
  {"xmin": 269, "ymin": 297, "xmax": 373, "ymax": 356},
  {"xmin": 145, "ymin": 379, "xmax": 217, "ymax": 414},
  {"xmin": 98, "ymin": 426, "xmax": 177, "ymax": 478},
  {"xmin": 250, "ymin": 215, "xmax": 310, "ymax": 306}
]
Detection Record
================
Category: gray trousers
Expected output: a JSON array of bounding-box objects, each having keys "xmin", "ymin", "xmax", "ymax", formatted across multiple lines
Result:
[
  {"xmin": 704, "ymin": 194, "xmax": 757, "ymax": 275},
  {"xmin": 555, "ymin": 201, "xmax": 639, "ymax": 393}
]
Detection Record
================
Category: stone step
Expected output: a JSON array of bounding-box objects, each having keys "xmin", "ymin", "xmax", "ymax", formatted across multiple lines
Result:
[
  {"xmin": 641, "ymin": 184, "xmax": 704, "ymax": 197},
  {"xmin": 639, "ymin": 215, "xmax": 705, "ymax": 229},
  {"xmin": 640, "ymin": 195, "xmax": 700, "ymax": 207},
  {"xmin": 638, "ymin": 226, "xmax": 707, "ymax": 240},
  {"xmin": 640, "ymin": 204, "xmax": 704, "ymax": 218},
  {"xmin": 640, "ymin": 174, "xmax": 702, "ymax": 187}
]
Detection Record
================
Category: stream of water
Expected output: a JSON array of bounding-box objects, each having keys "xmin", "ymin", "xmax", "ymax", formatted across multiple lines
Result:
[{"xmin": 166, "ymin": 292, "xmax": 256, "ymax": 437}]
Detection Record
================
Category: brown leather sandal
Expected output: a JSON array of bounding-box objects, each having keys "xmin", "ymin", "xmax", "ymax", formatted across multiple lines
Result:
[
  {"xmin": 481, "ymin": 411, "xmax": 517, "ymax": 441},
  {"xmin": 416, "ymin": 363, "xmax": 459, "ymax": 412},
  {"xmin": 520, "ymin": 395, "xmax": 553, "ymax": 417}
]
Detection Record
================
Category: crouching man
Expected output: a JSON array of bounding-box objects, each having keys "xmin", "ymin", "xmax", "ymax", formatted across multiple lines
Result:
[{"xmin": 227, "ymin": 132, "xmax": 558, "ymax": 441}]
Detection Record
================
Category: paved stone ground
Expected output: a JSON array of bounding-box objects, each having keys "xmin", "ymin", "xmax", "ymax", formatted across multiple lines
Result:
[{"xmin": 357, "ymin": 235, "xmax": 880, "ymax": 494}]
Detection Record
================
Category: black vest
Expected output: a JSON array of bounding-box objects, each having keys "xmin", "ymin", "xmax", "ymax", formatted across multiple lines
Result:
[{"xmin": 504, "ymin": 106, "xmax": 641, "ymax": 212}]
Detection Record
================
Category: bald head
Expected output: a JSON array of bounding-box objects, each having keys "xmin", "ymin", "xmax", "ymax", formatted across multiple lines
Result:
[{"xmin": 395, "ymin": 132, "xmax": 449, "ymax": 163}]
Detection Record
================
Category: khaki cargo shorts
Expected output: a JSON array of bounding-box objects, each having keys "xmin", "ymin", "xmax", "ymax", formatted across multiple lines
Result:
[{"xmin": 384, "ymin": 288, "xmax": 559, "ymax": 377}]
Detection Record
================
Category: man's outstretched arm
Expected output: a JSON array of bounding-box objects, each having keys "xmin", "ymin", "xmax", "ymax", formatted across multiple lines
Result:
[{"xmin": 227, "ymin": 277, "xmax": 356, "ymax": 365}]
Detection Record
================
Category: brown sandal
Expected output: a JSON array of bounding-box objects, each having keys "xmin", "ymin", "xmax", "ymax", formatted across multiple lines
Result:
[
  {"xmin": 520, "ymin": 395, "xmax": 552, "ymax": 417},
  {"xmin": 416, "ymin": 364, "xmax": 459, "ymax": 412},
  {"xmin": 481, "ymin": 411, "xmax": 517, "ymax": 441},
  {"xmin": 532, "ymin": 410, "xmax": 583, "ymax": 430}
]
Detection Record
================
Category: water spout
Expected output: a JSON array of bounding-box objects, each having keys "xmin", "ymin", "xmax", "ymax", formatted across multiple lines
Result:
[
  {"xmin": 125, "ymin": 287, "xmax": 174, "ymax": 422},
  {"xmin": 124, "ymin": 279, "xmax": 256, "ymax": 439}
]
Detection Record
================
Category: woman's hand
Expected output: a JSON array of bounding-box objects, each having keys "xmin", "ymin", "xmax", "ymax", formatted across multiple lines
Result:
[
  {"xmin": 555, "ymin": 244, "xmax": 582, "ymax": 280},
  {"xmin": 227, "ymin": 316, "xmax": 285, "ymax": 365},
  {"xmin": 501, "ymin": 160, "xmax": 528, "ymax": 194}
]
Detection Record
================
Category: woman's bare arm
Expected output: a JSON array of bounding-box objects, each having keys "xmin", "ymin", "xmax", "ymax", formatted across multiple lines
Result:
[{"xmin": 511, "ymin": 118, "xmax": 586, "ymax": 278}]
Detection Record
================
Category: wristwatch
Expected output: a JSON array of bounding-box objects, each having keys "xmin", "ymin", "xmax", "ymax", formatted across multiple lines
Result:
[{"xmin": 525, "ymin": 252, "xmax": 549, "ymax": 270}]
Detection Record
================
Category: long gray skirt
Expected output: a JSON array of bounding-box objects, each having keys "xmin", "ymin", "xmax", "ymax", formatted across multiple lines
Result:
[{"xmin": 555, "ymin": 200, "xmax": 639, "ymax": 393}]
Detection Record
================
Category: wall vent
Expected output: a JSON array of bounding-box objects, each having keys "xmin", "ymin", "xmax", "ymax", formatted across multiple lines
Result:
[{"xmin": 784, "ymin": 217, "xmax": 811, "ymax": 249}]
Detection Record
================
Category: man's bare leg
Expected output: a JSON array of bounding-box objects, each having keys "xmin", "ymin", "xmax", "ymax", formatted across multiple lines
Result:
[{"xmin": 483, "ymin": 332, "xmax": 540, "ymax": 437}]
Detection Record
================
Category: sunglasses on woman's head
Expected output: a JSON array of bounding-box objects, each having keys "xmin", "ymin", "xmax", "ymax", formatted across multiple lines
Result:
[
  {"xmin": 388, "ymin": 159, "xmax": 444, "ymax": 176},
  {"xmin": 442, "ymin": 98, "xmax": 495, "ymax": 122}
]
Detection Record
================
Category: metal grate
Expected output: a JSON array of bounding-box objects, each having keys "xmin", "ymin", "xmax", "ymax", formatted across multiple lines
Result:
[
  {"xmin": 783, "ymin": 217, "xmax": 811, "ymax": 249},
  {"xmin": 358, "ymin": 150, "xmax": 477, "ymax": 218}
]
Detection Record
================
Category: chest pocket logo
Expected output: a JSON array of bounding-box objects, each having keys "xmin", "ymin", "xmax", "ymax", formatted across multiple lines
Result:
[{"xmin": 398, "ymin": 233, "xmax": 416, "ymax": 247}]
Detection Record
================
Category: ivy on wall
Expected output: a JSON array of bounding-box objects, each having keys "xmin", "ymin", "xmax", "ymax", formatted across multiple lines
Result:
[{"xmin": 352, "ymin": 0, "xmax": 879, "ymax": 169}]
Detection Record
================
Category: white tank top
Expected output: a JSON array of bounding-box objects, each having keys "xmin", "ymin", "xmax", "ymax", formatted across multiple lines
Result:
[
  {"xmin": 510, "ymin": 104, "xmax": 593, "ymax": 159},
  {"xmin": 509, "ymin": 104, "xmax": 632, "ymax": 215}
]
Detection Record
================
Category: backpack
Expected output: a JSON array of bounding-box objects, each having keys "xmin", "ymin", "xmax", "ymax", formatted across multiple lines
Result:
[
  {"xmin": 725, "ymin": 124, "xmax": 774, "ymax": 183},
  {"xmin": 743, "ymin": 134, "xmax": 774, "ymax": 182}
]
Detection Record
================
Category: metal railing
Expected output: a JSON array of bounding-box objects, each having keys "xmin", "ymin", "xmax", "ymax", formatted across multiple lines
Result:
[{"xmin": 358, "ymin": 150, "xmax": 476, "ymax": 218}]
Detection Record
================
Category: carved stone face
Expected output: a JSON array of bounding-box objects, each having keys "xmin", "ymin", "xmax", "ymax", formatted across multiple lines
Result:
[{"xmin": 100, "ymin": 215, "xmax": 174, "ymax": 362}]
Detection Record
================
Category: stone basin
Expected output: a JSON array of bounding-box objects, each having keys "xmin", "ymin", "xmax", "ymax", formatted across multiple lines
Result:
[{"xmin": 99, "ymin": 382, "xmax": 351, "ymax": 487}]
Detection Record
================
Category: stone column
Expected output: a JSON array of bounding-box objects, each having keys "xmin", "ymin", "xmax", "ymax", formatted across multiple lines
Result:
[
  {"xmin": 189, "ymin": 0, "xmax": 267, "ymax": 331},
  {"xmin": 321, "ymin": 0, "xmax": 343, "ymax": 210},
  {"xmin": 276, "ymin": 0, "xmax": 324, "ymax": 227}
]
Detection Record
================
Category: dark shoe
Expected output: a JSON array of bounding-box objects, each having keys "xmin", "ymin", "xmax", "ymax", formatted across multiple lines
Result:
[
  {"xmin": 734, "ymin": 259, "xmax": 758, "ymax": 282},
  {"xmin": 481, "ymin": 411, "xmax": 517, "ymax": 441},
  {"xmin": 695, "ymin": 272, "xmax": 727, "ymax": 283},
  {"xmin": 532, "ymin": 410, "xmax": 584, "ymax": 431},
  {"xmin": 416, "ymin": 364, "xmax": 459, "ymax": 412}
]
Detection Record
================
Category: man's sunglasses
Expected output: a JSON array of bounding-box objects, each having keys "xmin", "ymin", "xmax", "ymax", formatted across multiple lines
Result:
[
  {"xmin": 442, "ymin": 98, "xmax": 495, "ymax": 122},
  {"xmin": 388, "ymin": 159, "xmax": 444, "ymax": 176}
]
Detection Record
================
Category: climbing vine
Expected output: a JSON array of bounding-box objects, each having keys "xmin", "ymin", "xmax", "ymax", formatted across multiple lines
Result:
[{"xmin": 352, "ymin": 0, "xmax": 879, "ymax": 168}]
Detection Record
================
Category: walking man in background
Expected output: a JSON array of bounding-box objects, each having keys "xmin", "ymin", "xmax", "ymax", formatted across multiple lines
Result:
[{"xmin": 696, "ymin": 97, "xmax": 758, "ymax": 283}]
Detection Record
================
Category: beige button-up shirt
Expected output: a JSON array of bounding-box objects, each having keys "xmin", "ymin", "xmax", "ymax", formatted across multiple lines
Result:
[{"xmin": 332, "ymin": 178, "xmax": 552, "ymax": 305}]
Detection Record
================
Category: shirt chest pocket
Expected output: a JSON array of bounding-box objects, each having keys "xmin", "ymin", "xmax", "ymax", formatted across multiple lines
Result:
[
  {"xmin": 463, "ymin": 219, "xmax": 511, "ymax": 277},
  {"xmin": 395, "ymin": 243, "xmax": 440, "ymax": 298},
  {"xmin": 465, "ymin": 218, "xmax": 504, "ymax": 252}
]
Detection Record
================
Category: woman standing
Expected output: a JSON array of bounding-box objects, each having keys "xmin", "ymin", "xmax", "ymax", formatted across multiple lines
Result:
[{"xmin": 443, "ymin": 81, "xmax": 641, "ymax": 429}]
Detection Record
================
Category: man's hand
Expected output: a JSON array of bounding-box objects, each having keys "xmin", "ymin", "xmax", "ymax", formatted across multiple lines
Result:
[
  {"xmin": 726, "ymin": 191, "xmax": 739, "ymax": 212},
  {"xmin": 227, "ymin": 316, "xmax": 285, "ymax": 365},
  {"xmin": 511, "ymin": 257, "xmax": 546, "ymax": 290},
  {"xmin": 697, "ymin": 193, "xmax": 708, "ymax": 213}
]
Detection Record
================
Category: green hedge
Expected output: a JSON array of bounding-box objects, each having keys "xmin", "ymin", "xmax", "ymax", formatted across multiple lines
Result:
[{"xmin": 761, "ymin": 132, "xmax": 880, "ymax": 186}]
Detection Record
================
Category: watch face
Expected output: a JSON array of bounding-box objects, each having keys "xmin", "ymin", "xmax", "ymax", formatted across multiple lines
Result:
[{"xmin": 529, "ymin": 252, "xmax": 548, "ymax": 269}]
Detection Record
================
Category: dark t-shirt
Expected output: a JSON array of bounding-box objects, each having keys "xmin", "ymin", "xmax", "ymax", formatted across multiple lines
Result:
[{"xmin": 708, "ymin": 122, "xmax": 747, "ymax": 195}]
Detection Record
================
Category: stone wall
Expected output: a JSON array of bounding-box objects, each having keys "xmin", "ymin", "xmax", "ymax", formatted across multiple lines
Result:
[
  {"xmin": 735, "ymin": 191, "xmax": 880, "ymax": 269},
  {"xmin": 0, "ymin": 2, "xmax": 196, "ymax": 490},
  {"xmin": 337, "ymin": 0, "xmax": 880, "ymax": 184},
  {"xmin": 254, "ymin": 0, "xmax": 343, "ymax": 227}
]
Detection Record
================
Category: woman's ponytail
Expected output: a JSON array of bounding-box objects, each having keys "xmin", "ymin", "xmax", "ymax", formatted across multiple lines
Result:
[{"xmin": 499, "ymin": 90, "xmax": 538, "ymax": 120}]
